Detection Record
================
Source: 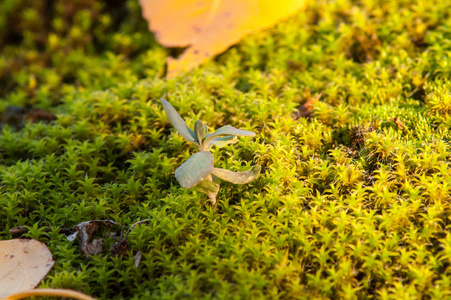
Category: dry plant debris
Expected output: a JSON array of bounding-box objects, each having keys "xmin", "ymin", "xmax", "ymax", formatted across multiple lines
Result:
[
  {"xmin": 67, "ymin": 220, "xmax": 120, "ymax": 258},
  {"xmin": 391, "ymin": 116, "xmax": 407, "ymax": 131}
]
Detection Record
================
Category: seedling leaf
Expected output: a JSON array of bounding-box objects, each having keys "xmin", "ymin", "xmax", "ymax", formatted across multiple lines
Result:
[
  {"xmin": 194, "ymin": 120, "xmax": 206, "ymax": 146},
  {"xmin": 175, "ymin": 151, "xmax": 214, "ymax": 188},
  {"xmin": 194, "ymin": 178, "xmax": 220, "ymax": 205},
  {"xmin": 207, "ymin": 135, "xmax": 238, "ymax": 149},
  {"xmin": 160, "ymin": 98, "xmax": 197, "ymax": 144},
  {"xmin": 208, "ymin": 125, "xmax": 255, "ymax": 137},
  {"xmin": 212, "ymin": 165, "xmax": 261, "ymax": 184},
  {"xmin": 194, "ymin": 179, "xmax": 220, "ymax": 194},
  {"xmin": 204, "ymin": 125, "xmax": 255, "ymax": 146}
]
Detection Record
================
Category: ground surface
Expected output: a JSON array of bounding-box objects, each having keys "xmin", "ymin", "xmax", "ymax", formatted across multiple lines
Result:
[{"xmin": 1, "ymin": 0, "xmax": 451, "ymax": 299}]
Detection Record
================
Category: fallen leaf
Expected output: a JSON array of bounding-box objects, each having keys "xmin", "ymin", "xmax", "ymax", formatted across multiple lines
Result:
[
  {"xmin": 140, "ymin": 0, "xmax": 306, "ymax": 77},
  {"xmin": 0, "ymin": 239, "xmax": 54, "ymax": 297},
  {"xmin": 68, "ymin": 220, "xmax": 120, "ymax": 258}
]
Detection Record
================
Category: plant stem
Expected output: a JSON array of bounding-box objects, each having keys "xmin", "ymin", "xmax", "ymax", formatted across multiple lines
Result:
[{"xmin": 205, "ymin": 174, "xmax": 217, "ymax": 206}]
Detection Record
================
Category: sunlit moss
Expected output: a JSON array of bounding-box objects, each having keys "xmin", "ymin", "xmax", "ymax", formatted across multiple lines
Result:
[{"xmin": 1, "ymin": 0, "xmax": 451, "ymax": 298}]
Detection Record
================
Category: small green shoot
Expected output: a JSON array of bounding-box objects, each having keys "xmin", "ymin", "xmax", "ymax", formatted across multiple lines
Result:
[{"xmin": 160, "ymin": 98, "xmax": 261, "ymax": 205}]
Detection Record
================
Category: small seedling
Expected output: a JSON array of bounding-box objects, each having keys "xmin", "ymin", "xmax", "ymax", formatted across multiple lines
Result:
[{"xmin": 160, "ymin": 98, "xmax": 261, "ymax": 205}]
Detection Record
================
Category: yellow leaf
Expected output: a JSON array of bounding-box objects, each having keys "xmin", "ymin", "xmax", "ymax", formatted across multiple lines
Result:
[{"xmin": 140, "ymin": 0, "xmax": 306, "ymax": 77}]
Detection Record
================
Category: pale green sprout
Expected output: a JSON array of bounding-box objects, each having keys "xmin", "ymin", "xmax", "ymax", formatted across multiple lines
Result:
[{"xmin": 160, "ymin": 98, "xmax": 261, "ymax": 205}]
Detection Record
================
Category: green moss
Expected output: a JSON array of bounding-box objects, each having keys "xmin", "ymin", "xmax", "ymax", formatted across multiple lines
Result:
[{"xmin": 2, "ymin": 0, "xmax": 451, "ymax": 298}]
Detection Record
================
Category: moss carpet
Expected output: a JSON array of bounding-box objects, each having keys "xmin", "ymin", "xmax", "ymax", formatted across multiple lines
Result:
[{"xmin": 1, "ymin": 0, "xmax": 451, "ymax": 298}]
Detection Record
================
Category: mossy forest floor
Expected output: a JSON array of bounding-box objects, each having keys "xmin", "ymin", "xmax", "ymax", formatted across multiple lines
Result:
[{"xmin": 2, "ymin": 0, "xmax": 451, "ymax": 299}]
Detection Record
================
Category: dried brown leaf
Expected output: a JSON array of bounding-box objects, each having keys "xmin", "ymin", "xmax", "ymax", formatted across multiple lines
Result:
[{"xmin": 68, "ymin": 220, "xmax": 119, "ymax": 258}]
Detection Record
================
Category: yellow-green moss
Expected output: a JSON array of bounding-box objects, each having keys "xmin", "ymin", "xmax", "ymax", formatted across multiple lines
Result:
[{"xmin": 1, "ymin": 0, "xmax": 451, "ymax": 298}]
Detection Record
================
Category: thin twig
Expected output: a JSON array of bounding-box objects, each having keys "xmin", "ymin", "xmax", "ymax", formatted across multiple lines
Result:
[
  {"xmin": 125, "ymin": 219, "xmax": 152, "ymax": 238},
  {"xmin": 6, "ymin": 288, "xmax": 96, "ymax": 300}
]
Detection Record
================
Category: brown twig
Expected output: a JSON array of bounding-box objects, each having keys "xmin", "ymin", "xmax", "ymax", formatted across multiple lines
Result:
[{"xmin": 6, "ymin": 288, "xmax": 96, "ymax": 300}]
